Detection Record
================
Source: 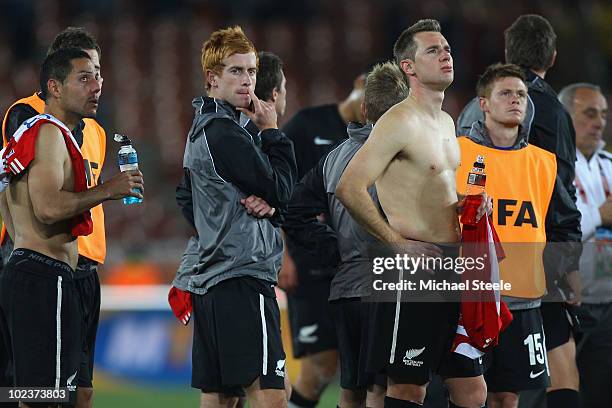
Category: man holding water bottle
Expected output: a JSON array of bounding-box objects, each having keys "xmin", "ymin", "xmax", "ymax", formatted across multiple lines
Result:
[
  {"xmin": 0, "ymin": 49, "xmax": 142, "ymax": 407},
  {"xmin": 0, "ymin": 27, "xmax": 123, "ymax": 408}
]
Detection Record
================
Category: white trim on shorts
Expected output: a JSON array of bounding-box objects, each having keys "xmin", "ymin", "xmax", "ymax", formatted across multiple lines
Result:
[
  {"xmin": 541, "ymin": 322, "xmax": 550, "ymax": 375},
  {"xmin": 389, "ymin": 268, "xmax": 403, "ymax": 364},
  {"xmin": 55, "ymin": 276, "xmax": 63, "ymax": 389},
  {"xmin": 259, "ymin": 294, "xmax": 268, "ymax": 376}
]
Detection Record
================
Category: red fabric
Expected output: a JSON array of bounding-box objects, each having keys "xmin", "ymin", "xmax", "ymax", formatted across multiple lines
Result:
[
  {"xmin": 168, "ymin": 286, "xmax": 192, "ymax": 325},
  {"xmin": 453, "ymin": 216, "xmax": 513, "ymax": 356},
  {"xmin": 1, "ymin": 114, "xmax": 92, "ymax": 237}
]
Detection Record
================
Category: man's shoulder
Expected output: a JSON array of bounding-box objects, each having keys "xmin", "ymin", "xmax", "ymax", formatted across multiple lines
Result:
[
  {"xmin": 7, "ymin": 93, "xmax": 43, "ymax": 113},
  {"xmin": 378, "ymin": 99, "xmax": 412, "ymax": 123},
  {"xmin": 204, "ymin": 116, "xmax": 251, "ymax": 145},
  {"xmin": 325, "ymin": 138, "xmax": 354, "ymax": 165},
  {"xmin": 527, "ymin": 77, "xmax": 562, "ymax": 109},
  {"xmin": 525, "ymin": 143, "xmax": 558, "ymax": 164},
  {"xmin": 441, "ymin": 110, "xmax": 455, "ymax": 126},
  {"xmin": 38, "ymin": 121, "xmax": 65, "ymax": 135},
  {"xmin": 376, "ymin": 99, "xmax": 428, "ymax": 133},
  {"xmin": 598, "ymin": 149, "xmax": 612, "ymax": 163}
]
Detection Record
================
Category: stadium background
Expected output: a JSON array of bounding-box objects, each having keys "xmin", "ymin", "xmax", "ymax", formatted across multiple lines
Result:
[{"xmin": 0, "ymin": 0, "xmax": 610, "ymax": 406}]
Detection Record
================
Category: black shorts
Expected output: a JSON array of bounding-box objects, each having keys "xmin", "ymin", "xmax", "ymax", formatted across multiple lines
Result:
[
  {"xmin": 287, "ymin": 280, "xmax": 336, "ymax": 358},
  {"xmin": 484, "ymin": 307, "xmax": 550, "ymax": 392},
  {"xmin": 332, "ymin": 298, "xmax": 378, "ymax": 390},
  {"xmin": 540, "ymin": 302, "xmax": 572, "ymax": 351},
  {"xmin": 0, "ymin": 249, "xmax": 81, "ymax": 405},
  {"xmin": 74, "ymin": 257, "xmax": 100, "ymax": 388},
  {"xmin": 437, "ymin": 351, "xmax": 484, "ymax": 379},
  {"xmin": 191, "ymin": 277, "xmax": 286, "ymax": 394},
  {"xmin": 366, "ymin": 301, "xmax": 462, "ymax": 385}
]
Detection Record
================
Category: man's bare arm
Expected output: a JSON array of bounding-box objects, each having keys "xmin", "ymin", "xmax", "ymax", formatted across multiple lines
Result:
[
  {"xmin": 28, "ymin": 124, "xmax": 143, "ymax": 225},
  {"xmin": 336, "ymin": 112, "xmax": 408, "ymax": 243},
  {"xmin": 0, "ymin": 191, "xmax": 14, "ymax": 239}
]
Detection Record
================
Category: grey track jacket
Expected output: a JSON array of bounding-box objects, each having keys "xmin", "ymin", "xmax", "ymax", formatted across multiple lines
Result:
[{"xmin": 173, "ymin": 97, "xmax": 297, "ymax": 295}]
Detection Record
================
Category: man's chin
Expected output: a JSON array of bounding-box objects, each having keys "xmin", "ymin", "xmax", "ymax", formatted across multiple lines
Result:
[
  {"xmin": 501, "ymin": 119, "xmax": 522, "ymax": 127},
  {"xmin": 235, "ymin": 99, "xmax": 251, "ymax": 109}
]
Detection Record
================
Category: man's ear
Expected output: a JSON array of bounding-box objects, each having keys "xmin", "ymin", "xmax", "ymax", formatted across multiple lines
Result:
[
  {"xmin": 549, "ymin": 49, "xmax": 557, "ymax": 69},
  {"xmin": 206, "ymin": 70, "xmax": 217, "ymax": 89},
  {"xmin": 47, "ymin": 79, "xmax": 61, "ymax": 99},
  {"xmin": 271, "ymin": 87, "xmax": 279, "ymax": 103},
  {"xmin": 399, "ymin": 59, "xmax": 415, "ymax": 77},
  {"xmin": 479, "ymin": 97, "xmax": 488, "ymax": 113},
  {"xmin": 360, "ymin": 101, "xmax": 367, "ymax": 123}
]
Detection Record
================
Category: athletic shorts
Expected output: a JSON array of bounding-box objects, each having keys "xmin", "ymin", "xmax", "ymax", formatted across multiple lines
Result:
[
  {"xmin": 332, "ymin": 298, "xmax": 386, "ymax": 390},
  {"xmin": 540, "ymin": 302, "xmax": 572, "ymax": 351},
  {"xmin": 74, "ymin": 257, "xmax": 100, "ymax": 388},
  {"xmin": 484, "ymin": 307, "xmax": 550, "ymax": 392},
  {"xmin": 287, "ymin": 279, "xmax": 337, "ymax": 358},
  {"xmin": 191, "ymin": 277, "xmax": 286, "ymax": 395},
  {"xmin": 365, "ymin": 300, "xmax": 463, "ymax": 385},
  {"xmin": 0, "ymin": 249, "xmax": 81, "ymax": 406}
]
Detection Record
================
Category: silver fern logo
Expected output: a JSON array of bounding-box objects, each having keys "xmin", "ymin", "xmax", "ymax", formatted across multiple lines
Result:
[
  {"xmin": 275, "ymin": 359, "xmax": 286, "ymax": 377},
  {"xmin": 403, "ymin": 347, "xmax": 425, "ymax": 367},
  {"xmin": 66, "ymin": 371, "xmax": 77, "ymax": 391}
]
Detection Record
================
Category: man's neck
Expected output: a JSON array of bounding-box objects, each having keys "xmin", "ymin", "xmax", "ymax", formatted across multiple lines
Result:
[
  {"xmin": 407, "ymin": 83, "xmax": 445, "ymax": 117},
  {"xmin": 531, "ymin": 68, "xmax": 547, "ymax": 79},
  {"xmin": 44, "ymin": 105, "xmax": 79, "ymax": 131},
  {"xmin": 485, "ymin": 119, "xmax": 519, "ymax": 147},
  {"xmin": 580, "ymin": 148, "xmax": 596, "ymax": 161}
]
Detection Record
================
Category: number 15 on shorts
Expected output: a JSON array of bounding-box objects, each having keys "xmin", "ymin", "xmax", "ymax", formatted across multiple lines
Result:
[{"xmin": 523, "ymin": 333, "xmax": 548, "ymax": 378}]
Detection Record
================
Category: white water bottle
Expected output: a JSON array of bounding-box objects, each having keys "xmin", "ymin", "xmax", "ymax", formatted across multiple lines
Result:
[{"xmin": 114, "ymin": 133, "xmax": 142, "ymax": 205}]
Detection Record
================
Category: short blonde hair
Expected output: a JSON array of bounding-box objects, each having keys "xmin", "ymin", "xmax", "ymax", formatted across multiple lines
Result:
[
  {"xmin": 365, "ymin": 62, "xmax": 409, "ymax": 122},
  {"xmin": 201, "ymin": 26, "xmax": 258, "ymax": 90}
]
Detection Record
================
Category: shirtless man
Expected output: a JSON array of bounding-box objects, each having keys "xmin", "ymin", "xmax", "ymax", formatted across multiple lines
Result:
[
  {"xmin": 337, "ymin": 19, "xmax": 488, "ymax": 408},
  {"xmin": 0, "ymin": 48, "xmax": 142, "ymax": 407}
]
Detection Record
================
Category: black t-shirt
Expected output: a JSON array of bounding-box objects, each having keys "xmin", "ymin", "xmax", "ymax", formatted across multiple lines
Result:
[{"xmin": 282, "ymin": 104, "xmax": 347, "ymax": 180}]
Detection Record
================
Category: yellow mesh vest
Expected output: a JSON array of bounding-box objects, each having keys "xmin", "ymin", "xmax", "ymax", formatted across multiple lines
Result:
[{"xmin": 457, "ymin": 136, "xmax": 557, "ymax": 298}]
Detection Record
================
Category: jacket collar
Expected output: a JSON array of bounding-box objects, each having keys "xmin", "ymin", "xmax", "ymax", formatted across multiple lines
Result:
[
  {"xmin": 192, "ymin": 96, "xmax": 243, "ymax": 122},
  {"xmin": 465, "ymin": 120, "xmax": 528, "ymax": 150},
  {"xmin": 346, "ymin": 122, "xmax": 372, "ymax": 144},
  {"xmin": 577, "ymin": 140, "xmax": 607, "ymax": 165},
  {"xmin": 524, "ymin": 68, "xmax": 557, "ymax": 98}
]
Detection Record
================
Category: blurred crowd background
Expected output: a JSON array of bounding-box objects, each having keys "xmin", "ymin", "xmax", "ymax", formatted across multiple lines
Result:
[
  {"xmin": 0, "ymin": 1, "xmax": 610, "ymax": 405},
  {"xmin": 0, "ymin": 0, "xmax": 610, "ymax": 274}
]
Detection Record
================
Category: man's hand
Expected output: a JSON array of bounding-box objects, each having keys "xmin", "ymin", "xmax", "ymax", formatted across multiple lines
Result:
[
  {"xmin": 100, "ymin": 170, "xmax": 144, "ymax": 200},
  {"xmin": 477, "ymin": 192, "xmax": 493, "ymax": 221},
  {"xmin": 564, "ymin": 270, "xmax": 582, "ymax": 306},
  {"xmin": 278, "ymin": 248, "xmax": 298, "ymax": 293},
  {"xmin": 387, "ymin": 231, "xmax": 444, "ymax": 256},
  {"xmin": 240, "ymin": 195, "xmax": 276, "ymax": 218},
  {"xmin": 389, "ymin": 237, "xmax": 444, "ymax": 275},
  {"xmin": 236, "ymin": 88, "xmax": 278, "ymax": 131},
  {"xmin": 599, "ymin": 197, "xmax": 612, "ymax": 226},
  {"xmin": 456, "ymin": 192, "xmax": 493, "ymax": 222}
]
